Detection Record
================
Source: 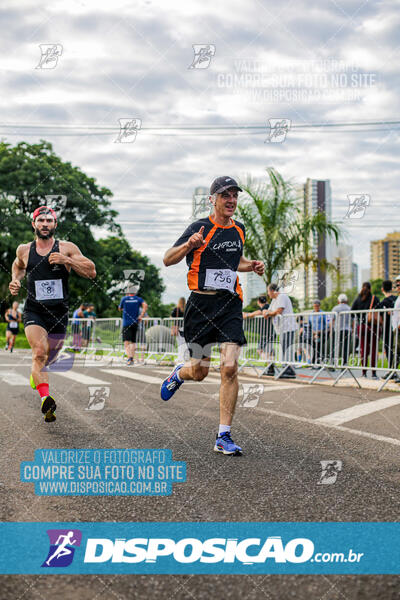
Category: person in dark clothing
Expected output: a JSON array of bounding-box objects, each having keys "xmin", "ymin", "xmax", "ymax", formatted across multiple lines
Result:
[
  {"xmin": 351, "ymin": 281, "xmax": 380, "ymax": 378},
  {"xmin": 378, "ymin": 280, "xmax": 398, "ymax": 380}
]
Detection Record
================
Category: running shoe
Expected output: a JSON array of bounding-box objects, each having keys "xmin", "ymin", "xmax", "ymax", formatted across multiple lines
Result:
[
  {"xmin": 30, "ymin": 374, "xmax": 36, "ymax": 390},
  {"xmin": 214, "ymin": 431, "xmax": 242, "ymax": 456},
  {"xmin": 160, "ymin": 363, "xmax": 184, "ymax": 401},
  {"xmin": 126, "ymin": 357, "xmax": 134, "ymax": 366},
  {"xmin": 41, "ymin": 395, "xmax": 57, "ymax": 423}
]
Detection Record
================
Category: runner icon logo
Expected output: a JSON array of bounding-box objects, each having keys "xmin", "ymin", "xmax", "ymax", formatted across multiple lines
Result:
[
  {"xmin": 276, "ymin": 270, "xmax": 299, "ymax": 294},
  {"xmin": 238, "ymin": 384, "xmax": 264, "ymax": 408},
  {"xmin": 188, "ymin": 45, "xmax": 216, "ymax": 69},
  {"xmin": 86, "ymin": 386, "xmax": 110, "ymax": 411},
  {"xmin": 36, "ymin": 44, "xmax": 63, "ymax": 69},
  {"xmin": 265, "ymin": 118, "xmax": 291, "ymax": 143},
  {"xmin": 42, "ymin": 529, "xmax": 82, "ymax": 568},
  {"xmin": 345, "ymin": 194, "xmax": 370, "ymax": 219},
  {"xmin": 317, "ymin": 460, "xmax": 342, "ymax": 485},
  {"xmin": 123, "ymin": 269, "xmax": 145, "ymax": 294},
  {"xmin": 115, "ymin": 119, "xmax": 142, "ymax": 143}
]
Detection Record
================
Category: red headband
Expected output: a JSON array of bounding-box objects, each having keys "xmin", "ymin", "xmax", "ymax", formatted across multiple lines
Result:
[{"xmin": 32, "ymin": 206, "xmax": 57, "ymax": 223}]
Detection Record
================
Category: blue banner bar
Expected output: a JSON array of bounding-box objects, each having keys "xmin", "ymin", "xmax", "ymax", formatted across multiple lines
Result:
[{"xmin": 0, "ymin": 522, "xmax": 399, "ymax": 574}]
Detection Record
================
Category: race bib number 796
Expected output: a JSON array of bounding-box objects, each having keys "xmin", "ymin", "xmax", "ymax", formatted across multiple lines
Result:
[{"xmin": 204, "ymin": 269, "xmax": 236, "ymax": 293}]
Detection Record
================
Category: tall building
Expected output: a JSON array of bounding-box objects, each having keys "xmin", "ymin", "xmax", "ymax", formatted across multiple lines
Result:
[
  {"xmin": 371, "ymin": 232, "xmax": 400, "ymax": 281},
  {"xmin": 352, "ymin": 262, "xmax": 359, "ymax": 289},
  {"xmin": 331, "ymin": 244, "xmax": 354, "ymax": 291},
  {"xmin": 291, "ymin": 179, "xmax": 333, "ymax": 307},
  {"xmin": 361, "ymin": 268, "xmax": 371, "ymax": 284}
]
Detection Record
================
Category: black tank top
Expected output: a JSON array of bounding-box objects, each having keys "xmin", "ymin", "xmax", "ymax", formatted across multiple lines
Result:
[{"xmin": 25, "ymin": 240, "xmax": 69, "ymax": 311}]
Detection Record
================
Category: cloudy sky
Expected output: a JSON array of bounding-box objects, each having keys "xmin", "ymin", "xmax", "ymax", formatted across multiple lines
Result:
[{"xmin": 1, "ymin": 0, "xmax": 399, "ymax": 303}]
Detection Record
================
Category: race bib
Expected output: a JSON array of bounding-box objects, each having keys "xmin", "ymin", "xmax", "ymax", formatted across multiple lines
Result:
[
  {"xmin": 35, "ymin": 279, "xmax": 63, "ymax": 301},
  {"xmin": 204, "ymin": 269, "xmax": 236, "ymax": 293},
  {"xmin": 9, "ymin": 321, "xmax": 18, "ymax": 329}
]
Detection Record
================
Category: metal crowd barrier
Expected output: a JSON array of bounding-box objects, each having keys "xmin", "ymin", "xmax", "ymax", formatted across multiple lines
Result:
[
  {"xmin": 63, "ymin": 308, "xmax": 400, "ymax": 390},
  {"xmin": 242, "ymin": 308, "xmax": 400, "ymax": 391}
]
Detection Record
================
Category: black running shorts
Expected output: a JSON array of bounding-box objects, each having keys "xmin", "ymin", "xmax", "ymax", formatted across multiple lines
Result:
[
  {"xmin": 183, "ymin": 291, "xmax": 246, "ymax": 358},
  {"xmin": 122, "ymin": 323, "xmax": 138, "ymax": 342},
  {"xmin": 6, "ymin": 324, "xmax": 19, "ymax": 335},
  {"xmin": 23, "ymin": 307, "xmax": 68, "ymax": 335}
]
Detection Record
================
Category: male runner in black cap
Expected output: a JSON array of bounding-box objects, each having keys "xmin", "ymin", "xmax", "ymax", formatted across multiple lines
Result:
[
  {"xmin": 161, "ymin": 176, "xmax": 264, "ymax": 455},
  {"xmin": 9, "ymin": 206, "xmax": 96, "ymax": 422}
]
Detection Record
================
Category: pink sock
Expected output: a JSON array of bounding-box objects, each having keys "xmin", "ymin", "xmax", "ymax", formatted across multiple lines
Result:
[{"xmin": 37, "ymin": 383, "xmax": 49, "ymax": 399}]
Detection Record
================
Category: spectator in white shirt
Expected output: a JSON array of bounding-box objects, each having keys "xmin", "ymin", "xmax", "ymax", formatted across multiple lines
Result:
[
  {"xmin": 390, "ymin": 276, "xmax": 400, "ymax": 382},
  {"xmin": 262, "ymin": 283, "xmax": 297, "ymax": 379},
  {"xmin": 331, "ymin": 293, "xmax": 351, "ymax": 366}
]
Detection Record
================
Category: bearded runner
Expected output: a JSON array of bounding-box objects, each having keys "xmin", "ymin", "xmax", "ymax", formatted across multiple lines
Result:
[{"xmin": 9, "ymin": 206, "xmax": 96, "ymax": 422}]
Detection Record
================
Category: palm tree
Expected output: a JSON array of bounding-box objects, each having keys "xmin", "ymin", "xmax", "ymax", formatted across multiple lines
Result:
[{"xmin": 236, "ymin": 167, "xmax": 341, "ymax": 306}]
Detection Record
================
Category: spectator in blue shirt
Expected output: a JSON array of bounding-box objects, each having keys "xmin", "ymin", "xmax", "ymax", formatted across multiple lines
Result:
[
  {"xmin": 71, "ymin": 302, "xmax": 85, "ymax": 349},
  {"xmin": 118, "ymin": 292, "xmax": 148, "ymax": 365}
]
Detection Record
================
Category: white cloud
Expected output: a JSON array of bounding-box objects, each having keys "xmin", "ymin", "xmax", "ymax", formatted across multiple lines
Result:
[{"xmin": 0, "ymin": 0, "xmax": 399, "ymax": 302}]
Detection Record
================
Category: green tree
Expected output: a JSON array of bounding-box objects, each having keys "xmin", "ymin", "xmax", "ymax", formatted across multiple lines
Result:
[
  {"xmin": 96, "ymin": 237, "xmax": 165, "ymax": 317},
  {"xmin": 371, "ymin": 278, "xmax": 383, "ymax": 298},
  {"xmin": 0, "ymin": 141, "xmax": 164, "ymax": 315},
  {"xmin": 236, "ymin": 167, "xmax": 341, "ymax": 306},
  {"xmin": 243, "ymin": 297, "xmax": 261, "ymax": 312},
  {"xmin": 320, "ymin": 287, "xmax": 358, "ymax": 311}
]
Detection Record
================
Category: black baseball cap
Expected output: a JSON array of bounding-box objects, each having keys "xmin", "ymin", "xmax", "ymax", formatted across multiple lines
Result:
[{"xmin": 210, "ymin": 176, "xmax": 242, "ymax": 195}]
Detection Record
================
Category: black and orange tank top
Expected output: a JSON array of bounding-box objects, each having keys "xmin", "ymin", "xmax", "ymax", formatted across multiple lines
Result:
[{"xmin": 173, "ymin": 216, "xmax": 245, "ymax": 300}]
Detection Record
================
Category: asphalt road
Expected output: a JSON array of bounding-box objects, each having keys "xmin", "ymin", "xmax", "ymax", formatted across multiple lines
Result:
[{"xmin": 1, "ymin": 350, "xmax": 400, "ymax": 599}]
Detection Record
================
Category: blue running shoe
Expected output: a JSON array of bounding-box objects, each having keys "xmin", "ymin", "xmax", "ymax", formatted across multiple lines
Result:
[
  {"xmin": 214, "ymin": 431, "xmax": 242, "ymax": 455},
  {"xmin": 160, "ymin": 363, "xmax": 184, "ymax": 401}
]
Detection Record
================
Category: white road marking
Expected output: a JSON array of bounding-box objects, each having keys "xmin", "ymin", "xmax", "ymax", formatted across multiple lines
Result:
[
  {"xmin": 100, "ymin": 369, "xmax": 161, "ymax": 385},
  {"xmin": 0, "ymin": 363, "xmax": 31, "ymax": 367},
  {"xmin": 260, "ymin": 408, "xmax": 400, "ymax": 447},
  {"xmin": 0, "ymin": 371, "xmax": 29, "ymax": 386},
  {"xmin": 152, "ymin": 368, "xmax": 305, "ymax": 388},
  {"xmin": 315, "ymin": 395, "xmax": 400, "ymax": 426},
  {"xmin": 261, "ymin": 384, "xmax": 305, "ymax": 392},
  {"xmin": 53, "ymin": 371, "xmax": 111, "ymax": 385}
]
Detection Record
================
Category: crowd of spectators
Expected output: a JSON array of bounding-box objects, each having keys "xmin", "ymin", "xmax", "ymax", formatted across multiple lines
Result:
[{"xmin": 243, "ymin": 277, "xmax": 400, "ymax": 381}]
